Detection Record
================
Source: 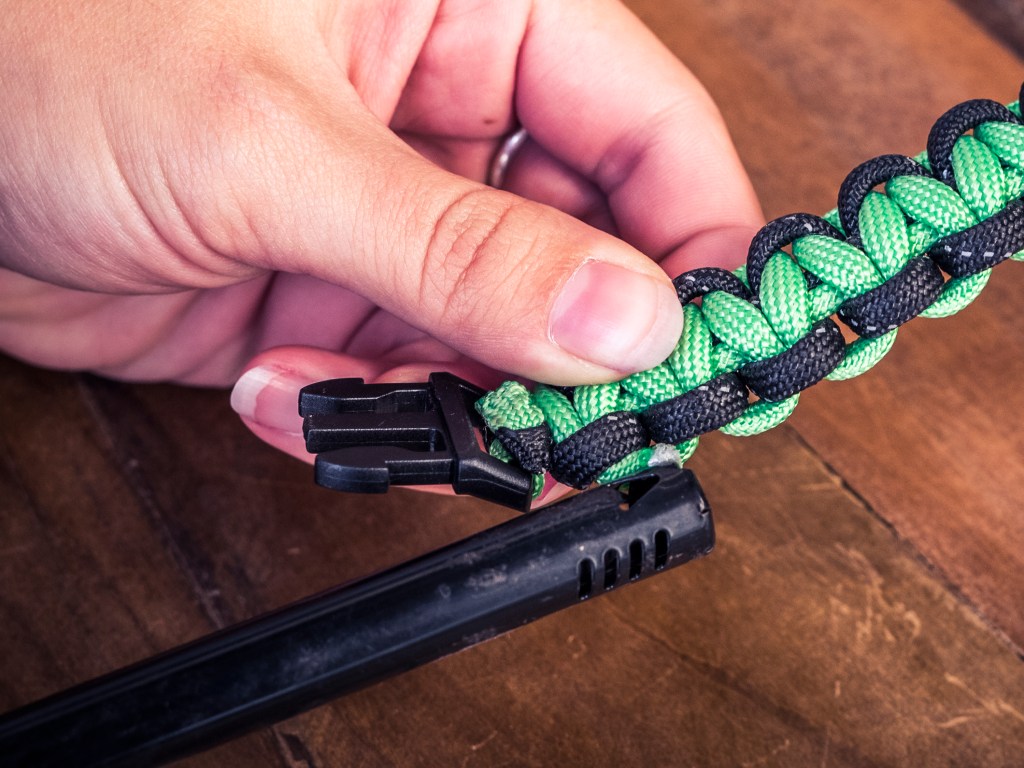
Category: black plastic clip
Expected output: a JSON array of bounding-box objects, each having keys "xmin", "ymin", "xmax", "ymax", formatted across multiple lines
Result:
[{"xmin": 299, "ymin": 373, "xmax": 535, "ymax": 511}]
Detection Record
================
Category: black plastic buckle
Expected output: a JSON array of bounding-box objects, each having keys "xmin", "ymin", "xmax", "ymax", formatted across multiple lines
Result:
[{"xmin": 299, "ymin": 373, "xmax": 535, "ymax": 511}]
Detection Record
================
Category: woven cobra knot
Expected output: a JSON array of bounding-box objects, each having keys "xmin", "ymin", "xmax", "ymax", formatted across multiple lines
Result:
[
  {"xmin": 836, "ymin": 256, "xmax": 944, "ymax": 338},
  {"xmin": 745, "ymin": 213, "xmax": 844, "ymax": 292},
  {"xmin": 930, "ymin": 197, "xmax": 1024, "ymax": 277},
  {"xmin": 738, "ymin": 319, "xmax": 845, "ymax": 401},
  {"xmin": 641, "ymin": 373, "xmax": 748, "ymax": 444},
  {"xmin": 493, "ymin": 424, "xmax": 552, "ymax": 474},
  {"xmin": 927, "ymin": 97, "xmax": 1023, "ymax": 189},
  {"xmin": 833, "ymin": 155, "xmax": 944, "ymax": 337},
  {"xmin": 550, "ymin": 411, "xmax": 648, "ymax": 489},
  {"xmin": 477, "ymin": 84, "xmax": 1024, "ymax": 498}
]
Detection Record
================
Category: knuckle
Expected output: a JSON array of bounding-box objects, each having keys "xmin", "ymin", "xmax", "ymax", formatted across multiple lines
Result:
[
  {"xmin": 419, "ymin": 188, "xmax": 541, "ymax": 324},
  {"xmin": 172, "ymin": 53, "xmax": 317, "ymax": 263}
]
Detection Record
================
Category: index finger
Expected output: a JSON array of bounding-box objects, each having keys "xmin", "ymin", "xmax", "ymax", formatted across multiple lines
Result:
[{"xmin": 515, "ymin": 0, "xmax": 763, "ymax": 273}]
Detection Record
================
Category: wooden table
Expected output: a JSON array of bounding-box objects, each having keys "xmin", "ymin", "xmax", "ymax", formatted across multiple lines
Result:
[{"xmin": 3, "ymin": 1, "xmax": 1023, "ymax": 765}]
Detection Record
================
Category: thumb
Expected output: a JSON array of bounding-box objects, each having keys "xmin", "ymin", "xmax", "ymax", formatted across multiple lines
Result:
[
  {"xmin": 230, "ymin": 101, "xmax": 682, "ymax": 385},
  {"xmin": 371, "ymin": 169, "xmax": 684, "ymax": 384}
]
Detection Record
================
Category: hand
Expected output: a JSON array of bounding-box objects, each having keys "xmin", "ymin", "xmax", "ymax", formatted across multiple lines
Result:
[{"xmin": 0, "ymin": 0, "xmax": 761, "ymax": 465}]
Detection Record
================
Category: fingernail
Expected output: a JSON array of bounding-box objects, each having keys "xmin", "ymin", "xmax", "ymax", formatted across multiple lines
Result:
[
  {"xmin": 230, "ymin": 365, "xmax": 306, "ymax": 434},
  {"xmin": 549, "ymin": 261, "xmax": 682, "ymax": 373}
]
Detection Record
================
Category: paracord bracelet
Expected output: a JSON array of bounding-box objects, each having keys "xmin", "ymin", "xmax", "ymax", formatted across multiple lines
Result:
[{"xmin": 476, "ymin": 84, "xmax": 1024, "ymax": 497}]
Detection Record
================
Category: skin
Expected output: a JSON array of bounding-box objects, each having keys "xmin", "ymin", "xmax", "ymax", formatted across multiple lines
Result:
[{"xmin": 0, "ymin": 0, "xmax": 762, "ymax": 481}]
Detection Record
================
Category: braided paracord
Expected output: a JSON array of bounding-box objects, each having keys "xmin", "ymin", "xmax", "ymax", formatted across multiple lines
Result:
[{"xmin": 477, "ymin": 86, "xmax": 1024, "ymax": 499}]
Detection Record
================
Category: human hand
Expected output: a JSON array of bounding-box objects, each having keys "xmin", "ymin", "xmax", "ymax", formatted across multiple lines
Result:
[{"xmin": 0, "ymin": 0, "xmax": 761, "ymax": 466}]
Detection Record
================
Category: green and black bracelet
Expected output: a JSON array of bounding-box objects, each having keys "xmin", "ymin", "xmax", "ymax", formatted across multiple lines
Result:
[{"xmin": 476, "ymin": 85, "xmax": 1024, "ymax": 497}]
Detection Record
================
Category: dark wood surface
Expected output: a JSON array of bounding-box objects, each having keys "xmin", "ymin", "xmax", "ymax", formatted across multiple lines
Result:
[{"xmin": 3, "ymin": 1, "xmax": 1024, "ymax": 766}]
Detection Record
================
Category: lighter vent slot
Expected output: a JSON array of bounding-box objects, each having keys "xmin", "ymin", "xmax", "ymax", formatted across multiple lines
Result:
[
  {"xmin": 654, "ymin": 529, "xmax": 670, "ymax": 570},
  {"xmin": 603, "ymin": 550, "xmax": 620, "ymax": 590},
  {"xmin": 578, "ymin": 558, "xmax": 595, "ymax": 599},
  {"xmin": 579, "ymin": 529, "xmax": 671, "ymax": 600},
  {"xmin": 629, "ymin": 539, "xmax": 644, "ymax": 580}
]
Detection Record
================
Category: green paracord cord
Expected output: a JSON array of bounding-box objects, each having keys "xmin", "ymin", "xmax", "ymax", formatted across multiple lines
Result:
[{"xmin": 476, "ymin": 89, "xmax": 1024, "ymax": 498}]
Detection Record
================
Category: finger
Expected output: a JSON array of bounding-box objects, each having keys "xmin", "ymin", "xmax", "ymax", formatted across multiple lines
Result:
[
  {"xmin": 397, "ymin": 133, "xmax": 501, "ymax": 185},
  {"xmin": 397, "ymin": 129, "xmax": 616, "ymax": 232},
  {"xmin": 214, "ymin": 74, "xmax": 682, "ymax": 385},
  {"xmin": 229, "ymin": 347, "xmax": 381, "ymax": 463},
  {"xmin": 516, "ymin": 0, "xmax": 764, "ymax": 273},
  {"xmin": 502, "ymin": 138, "xmax": 617, "ymax": 235}
]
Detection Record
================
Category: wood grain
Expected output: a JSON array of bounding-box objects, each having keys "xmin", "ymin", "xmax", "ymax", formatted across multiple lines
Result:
[
  {"xmin": 2, "ymin": 1, "xmax": 1024, "ymax": 766},
  {"xmin": 953, "ymin": 0, "xmax": 1024, "ymax": 59}
]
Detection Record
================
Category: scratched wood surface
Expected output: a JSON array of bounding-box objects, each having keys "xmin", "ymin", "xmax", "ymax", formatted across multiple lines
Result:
[{"xmin": 2, "ymin": 1, "xmax": 1023, "ymax": 767}]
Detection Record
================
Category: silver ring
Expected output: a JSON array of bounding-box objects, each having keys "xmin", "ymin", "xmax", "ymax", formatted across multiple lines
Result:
[{"xmin": 488, "ymin": 127, "xmax": 529, "ymax": 189}]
